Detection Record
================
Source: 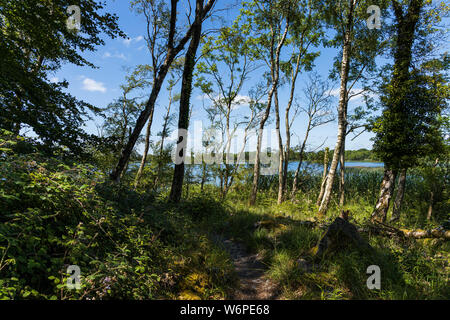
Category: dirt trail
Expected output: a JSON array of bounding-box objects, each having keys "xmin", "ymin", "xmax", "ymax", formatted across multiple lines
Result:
[{"xmin": 217, "ymin": 237, "xmax": 279, "ymax": 300}]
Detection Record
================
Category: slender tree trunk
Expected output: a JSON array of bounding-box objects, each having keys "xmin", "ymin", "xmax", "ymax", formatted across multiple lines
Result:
[
  {"xmin": 168, "ymin": 1, "xmax": 204, "ymax": 203},
  {"xmin": 120, "ymin": 127, "xmax": 133, "ymax": 180},
  {"xmin": 222, "ymin": 105, "xmax": 233, "ymax": 199},
  {"xmin": 316, "ymin": 147, "xmax": 329, "ymax": 206},
  {"xmin": 283, "ymin": 49, "xmax": 302, "ymax": 199},
  {"xmin": 291, "ymin": 156, "xmax": 303, "ymax": 198},
  {"xmin": 249, "ymin": 22, "xmax": 289, "ymax": 206},
  {"xmin": 185, "ymin": 165, "xmax": 192, "ymax": 199},
  {"xmin": 291, "ymin": 119, "xmax": 312, "ymax": 198},
  {"xmin": 223, "ymin": 120, "xmax": 252, "ymax": 198},
  {"xmin": 219, "ymin": 168, "xmax": 224, "ymax": 193},
  {"xmin": 427, "ymin": 191, "xmax": 434, "ymax": 221},
  {"xmin": 339, "ymin": 136, "xmax": 346, "ymax": 208},
  {"xmin": 390, "ymin": 168, "xmax": 407, "ymax": 222},
  {"xmin": 283, "ymin": 142, "xmax": 290, "ymax": 199},
  {"xmin": 318, "ymin": 1, "xmax": 354, "ymax": 216},
  {"xmin": 153, "ymin": 93, "xmax": 174, "ymax": 190},
  {"xmin": 111, "ymin": 65, "xmax": 173, "ymax": 181},
  {"xmin": 427, "ymin": 158, "xmax": 439, "ymax": 221},
  {"xmin": 249, "ymin": 110, "xmax": 271, "ymax": 205},
  {"xmin": 274, "ymin": 89, "xmax": 285, "ymax": 204},
  {"xmin": 371, "ymin": 168, "xmax": 398, "ymax": 223},
  {"xmin": 134, "ymin": 107, "xmax": 155, "ymax": 189}
]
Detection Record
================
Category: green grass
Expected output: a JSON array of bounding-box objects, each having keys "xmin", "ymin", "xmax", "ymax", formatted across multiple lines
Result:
[{"xmin": 188, "ymin": 174, "xmax": 449, "ymax": 300}]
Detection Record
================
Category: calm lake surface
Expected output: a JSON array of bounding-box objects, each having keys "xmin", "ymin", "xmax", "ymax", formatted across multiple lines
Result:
[
  {"xmin": 182, "ymin": 161, "xmax": 384, "ymax": 177},
  {"xmin": 287, "ymin": 161, "xmax": 384, "ymax": 173},
  {"xmin": 130, "ymin": 161, "xmax": 384, "ymax": 175}
]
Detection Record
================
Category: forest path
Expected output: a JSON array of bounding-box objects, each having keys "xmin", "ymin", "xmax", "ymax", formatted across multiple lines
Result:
[{"xmin": 214, "ymin": 236, "xmax": 279, "ymax": 300}]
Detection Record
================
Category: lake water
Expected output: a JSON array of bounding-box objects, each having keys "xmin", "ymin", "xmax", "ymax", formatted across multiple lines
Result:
[
  {"xmin": 181, "ymin": 161, "xmax": 384, "ymax": 178},
  {"xmin": 287, "ymin": 161, "xmax": 384, "ymax": 173},
  {"xmin": 130, "ymin": 160, "xmax": 384, "ymax": 176}
]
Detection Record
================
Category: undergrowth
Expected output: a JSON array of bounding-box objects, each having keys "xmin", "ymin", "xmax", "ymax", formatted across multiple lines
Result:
[{"xmin": 0, "ymin": 137, "xmax": 448, "ymax": 300}]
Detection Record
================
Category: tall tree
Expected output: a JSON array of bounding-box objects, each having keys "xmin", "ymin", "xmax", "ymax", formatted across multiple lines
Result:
[
  {"xmin": 130, "ymin": 0, "xmax": 170, "ymax": 188},
  {"xmin": 339, "ymin": 105, "xmax": 372, "ymax": 207},
  {"xmin": 0, "ymin": 0, "xmax": 124, "ymax": 157},
  {"xmin": 316, "ymin": 147, "xmax": 330, "ymax": 206},
  {"xmin": 151, "ymin": 80, "xmax": 180, "ymax": 190},
  {"xmin": 133, "ymin": 61, "xmax": 182, "ymax": 189},
  {"xmin": 317, "ymin": 0, "xmax": 387, "ymax": 216},
  {"xmin": 276, "ymin": 0, "xmax": 322, "ymax": 204},
  {"xmin": 102, "ymin": 69, "xmax": 151, "ymax": 173},
  {"xmin": 291, "ymin": 73, "xmax": 334, "ymax": 198},
  {"xmin": 239, "ymin": 0, "xmax": 291, "ymax": 206},
  {"xmin": 110, "ymin": 0, "xmax": 216, "ymax": 182},
  {"xmin": 371, "ymin": 0, "xmax": 448, "ymax": 222},
  {"xmin": 195, "ymin": 25, "xmax": 256, "ymax": 199},
  {"xmin": 169, "ymin": 0, "xmax": 216, "ymax": 203}
]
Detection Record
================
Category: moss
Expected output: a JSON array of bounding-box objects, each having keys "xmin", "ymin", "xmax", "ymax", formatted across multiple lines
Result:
[
  {"xmin": 178, "ymin": 290, "xmax": 202, "ymax": 300},
  {"xmin": 180, "ymin": 273, "xmax": 210, "ymax": 295}
]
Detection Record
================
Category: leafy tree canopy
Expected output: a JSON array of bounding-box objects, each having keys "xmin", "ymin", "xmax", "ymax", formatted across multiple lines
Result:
[{"xmin": 0, "ymin": 0, "xmax": 125, "ymax": 158}]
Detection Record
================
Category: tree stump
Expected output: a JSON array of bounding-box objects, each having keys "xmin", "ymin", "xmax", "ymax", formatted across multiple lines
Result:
[{"xmin": 312, "ymin": 211, "xmax": 372, "ymax": 259}]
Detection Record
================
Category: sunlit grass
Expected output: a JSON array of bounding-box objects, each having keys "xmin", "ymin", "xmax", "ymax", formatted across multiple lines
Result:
[{"xmin": 184, "ymin": 167, "xmax": 449, "ymax": 300}]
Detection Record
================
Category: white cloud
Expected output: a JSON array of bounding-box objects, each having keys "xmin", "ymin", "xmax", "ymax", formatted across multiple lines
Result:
[
  {"xmin": 195, "ymin": 93, "xmax": 209, "ymax": 101},
  {"xmin": 231, "ymin": 94, "xmax": 252, "ymax": 110},
  {"xmin": 102, "ymin": 51, "xmax": 127, "ymax": 61},
  {"xmin": 196, "ymin": 94, "xmax": 253, "ymax": 110},
  {"xmin": 82, "ymin": 77, "xmax": 107, "ymax": 93},
  {"xmin": 123, "ymin": 35, "xmax": 144, "ymax": 47},
  {"xmin": 49, "ymin": 77, "xmax": 59, "ymax": 83}
]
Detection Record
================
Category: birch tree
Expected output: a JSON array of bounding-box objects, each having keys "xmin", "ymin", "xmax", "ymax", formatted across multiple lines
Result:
[
  {"xmin": 291, "ymin": 73, "xmax": 334, "ymax": 198},
  {"xmin": 276, "ymin": 0, "xmax": 323, "ymax": 204},
  {"xmin": 317, "ymin": 0, "xmax": 387, "ymax": 216},
  {"xmin": 239, "ymin": 0, "xmax": 292, "ymax": 206},
  {"xmin": 195, "ymin": 25, "xmax": 256, "ymax": 198}
]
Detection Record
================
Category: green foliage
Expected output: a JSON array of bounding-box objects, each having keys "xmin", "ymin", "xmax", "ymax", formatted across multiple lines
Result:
[
  {"xmin": 373, "ymin": 68, "xmax": 447, "ymax": 169},
  {"xmin": 0, "ymin": 147, "xmax": 233, "ymax": 299},
  {"xmin": 0, "ymin": 0, "xmax": 125, "ymax": 156},
  {"xmin": 372, "ymin": 2, "xmax": 449, "ymax": 170}
]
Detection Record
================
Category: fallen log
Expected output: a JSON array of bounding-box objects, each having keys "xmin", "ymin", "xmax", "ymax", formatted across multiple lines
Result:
[{"xmin": 365, "ymin": 220, "xmax": 450, "ymax": 240}]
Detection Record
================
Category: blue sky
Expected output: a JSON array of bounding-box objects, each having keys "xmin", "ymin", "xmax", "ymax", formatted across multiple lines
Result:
[{"xmin": 51, "ymin": 0, "xmax": 390, "ymax": 154}]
